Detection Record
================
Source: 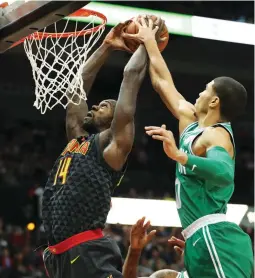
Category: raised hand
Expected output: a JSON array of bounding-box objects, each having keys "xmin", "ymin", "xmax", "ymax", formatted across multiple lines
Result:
[
  {"xmin": 130, "ymin": 217, "xmax": 157, "ymax": 251},
  {"xmin": 145, "ymin": 124, "xmax": 182, "ymax": 162},
  {"xmin": 153, "ymin": 16, "xmax": 167, "ymax": 43},
  {"xmin": 168, "ymin": 236, "xmax": 185, "ymax": 257},
  {"xmin": 122, "ymin": 16, "xmax": 159, "ymax": 43},
  {"xmin": 104, "ymin": 20, "xmax": 133, "ymax": 52}
]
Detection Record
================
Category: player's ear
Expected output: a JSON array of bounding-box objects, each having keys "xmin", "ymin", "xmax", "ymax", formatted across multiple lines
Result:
[{"xmin": 209, "ymin": 96, "xmax": 220, "ymax": 108}]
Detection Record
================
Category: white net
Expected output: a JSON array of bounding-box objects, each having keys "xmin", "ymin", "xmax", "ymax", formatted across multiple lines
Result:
[{"xmin": 23, "ymin": 13, "xmax": 105, "ymax": 114}]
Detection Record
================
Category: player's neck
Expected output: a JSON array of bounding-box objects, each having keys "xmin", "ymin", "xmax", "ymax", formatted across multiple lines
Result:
[
  {"xmin": 83, "ymin": 126, "xmax": 105, "ymax": 136},
  {"xmin": 197, "ymin": 110, "xmax": 223, "ymax": 127}
]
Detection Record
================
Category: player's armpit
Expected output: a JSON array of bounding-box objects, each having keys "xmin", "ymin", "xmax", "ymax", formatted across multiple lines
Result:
[
  {"xmin": 103, "ymin": 45, "xmax": 147, "ymax": 171},
  {"xmin": 178, "ymin": 100, "xmax": 197, "ymax": 134}
]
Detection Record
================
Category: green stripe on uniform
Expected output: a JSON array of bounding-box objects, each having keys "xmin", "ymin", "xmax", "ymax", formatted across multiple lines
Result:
[
  {"xmin": 205, "ymin": 226, "xmax": 226, "ymax": 278},
  {"xmin": 202, "ymin": 226, "xmax": 224, "ymax": 278}
]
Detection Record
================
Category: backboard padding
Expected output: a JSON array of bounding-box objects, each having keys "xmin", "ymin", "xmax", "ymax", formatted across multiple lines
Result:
[{"xmin": 0, "ymin": 1, "xmax": 89, "ymax": 53}]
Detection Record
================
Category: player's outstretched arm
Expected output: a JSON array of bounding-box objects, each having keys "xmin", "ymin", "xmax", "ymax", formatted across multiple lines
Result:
[
  {"xmin": 102, "ymin": 45, "xmax": 147, "ymax": 170},
  {"xmin": 66, "ymin": 21, "xmax": 132, "ymax": 141},
  {"xmin": 123, "ymin": 17, "xmax": 196, "ymax": 132},
  {"xmin": 146, "ymin": 125, "xmax": 234, "ymax": 186}
]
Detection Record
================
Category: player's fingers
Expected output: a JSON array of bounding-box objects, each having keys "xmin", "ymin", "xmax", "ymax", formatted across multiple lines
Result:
[
  {"xmin": 158, "ymin": 19, "xmax": 165, "ymax": 31},
  {"xmin": 138, "ymin": 216, "xmax": 146, "ymax": 227},
  {"xmin": 146, "ymin": 129, "xmax": 163, "ymax": 136},
  {"xmin": 161, "ymin": 124, "xmax": 166, "ymax": 129},
  {"xmin": 143, "ymin": 220, "xmax": 151, "ymax": 230},
  {"xmin": 140, "ymin": 216, "xmax": 146, "ymax": 226},
  {"xmin": 167, "ymin": 130, "xmax": 175, "ymax": 139},
  {"xmin": 122, "ymin": 32, "xmax": 138, "ymax": 40},
  {"xmin": 146, "ymin": 128, "xmax": 169, "ymax": 137},
  {"xmin": 148, "ymin": 18, "xmax": 154, "ymax": 28},
  {"xmin": 122, "ymin": 19, "xmax": 133, "ymax": 28},
  {"xmin": 115, "ymin": 21, "xmax": 131, "ymax": 33},
  {"xmin": 140, "ymin": 16, "xmax": 147, "ymax": 27},
  {"xmin": 134, "ymin": 218, "xmax": 143, "ymax": 230},
  {"xmin": 168, "ymin": 237, "xmax": 185, "ymax": 248},
  {"xmin": 146, "ymin": 129, "xmax": 159, "ymax": 135},
  {"xmin": 120, "ymin": 42, "xmax": 133, "ymax": 53},
  {"xmin": 168, "ymin": 237, "xmax": 180, "ymax": 244},
  {"xmin": 152, "ymin": 135, "xmax": 170, "ymax": 142},
  {"xmin": 134, "ymin": 19, "xmax": 143, "ymax": 28},
  {"xmin": 147, "ymin": 230, "xmax": 157, "ymax": 242},
  {"xmin": 154, "ymin": 16, "xmax": 161, "ymax": 27},
  {"xmin": 145, "ymin": 126, "xmax": 161, "ymax": 131},
  {"xmin": 174, "ymin": 246, "xmax": 183, "ymax": 256},
  {"xmin": 168, "ymin": 239, "xmax": 179, "ymax": 246},
  {"xmin": 152, "ymin": 25, "xmax": 159, "ymax": 34},
  {"xmin": 135, "ymin": 217, "xmax": 142, "ymax": 225}
]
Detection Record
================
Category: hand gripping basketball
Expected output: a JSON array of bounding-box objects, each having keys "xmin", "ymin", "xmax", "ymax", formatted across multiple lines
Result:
[
  {"xmin": 104, "ymin": 20, "xmax": 133, "ymax": 52},
  {"xmin": 122, "ymin": 15, "xmax": 169, "ymax": 52}
]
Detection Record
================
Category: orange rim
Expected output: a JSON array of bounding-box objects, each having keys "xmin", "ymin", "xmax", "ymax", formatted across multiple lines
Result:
[{"xmin": 11, "ymin": 8, "xmax": 107, "ymax": 48}]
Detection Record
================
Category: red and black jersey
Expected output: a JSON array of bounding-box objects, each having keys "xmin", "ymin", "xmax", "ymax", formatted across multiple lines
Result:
[{"xmin": 42, "ymin": 134, "xmax": 125, "ymax": 245}]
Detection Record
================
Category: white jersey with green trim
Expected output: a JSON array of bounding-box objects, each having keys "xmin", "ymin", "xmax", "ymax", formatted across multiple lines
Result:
[{"xmin": 175, "ymin": 121, "xmax": 235, "ymax": 229}]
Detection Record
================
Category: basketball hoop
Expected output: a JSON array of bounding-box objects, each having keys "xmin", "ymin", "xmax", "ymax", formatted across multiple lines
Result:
[{"xmin": 16, "ymin": 9, "xmax": 107, "ymax": 114}]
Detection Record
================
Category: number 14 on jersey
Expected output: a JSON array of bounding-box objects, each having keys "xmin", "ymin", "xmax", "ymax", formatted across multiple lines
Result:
[{"xmin": 54, "ymin": 157, "xmax": 72, "ymax": 185}]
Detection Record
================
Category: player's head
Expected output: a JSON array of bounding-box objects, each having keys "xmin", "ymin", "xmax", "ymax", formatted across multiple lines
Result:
[
  {"xmin": 195, "ymin": 77, "xmax": 247, "ymax": 121},
  {"xmin": 83, "ymin": 99, "xmax": 116, "ymax": 133}
]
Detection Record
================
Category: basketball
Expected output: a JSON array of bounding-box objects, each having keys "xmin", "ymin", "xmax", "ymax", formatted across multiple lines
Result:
[{"xmin": 123, "ymin": 15, "xmax": 169, "ymax": 53}]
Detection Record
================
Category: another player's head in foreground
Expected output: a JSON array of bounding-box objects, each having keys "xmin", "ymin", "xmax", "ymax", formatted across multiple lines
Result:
[
  {"xmin": 195, "ymin": 76, "xmax": 247, "ymax": 122},
  {"xmin": 83, "ymin": 99, "xmax": 117, "ymax": 134}
]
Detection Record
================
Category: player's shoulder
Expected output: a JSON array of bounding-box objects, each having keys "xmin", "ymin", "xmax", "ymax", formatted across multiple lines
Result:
[
  {"xmin": 203, "ymin": 125, "xmax": 231, "ymax": 138},
  {"xmin": 201, "ymin": 126, "xmax": 233, "ymax": 150}
]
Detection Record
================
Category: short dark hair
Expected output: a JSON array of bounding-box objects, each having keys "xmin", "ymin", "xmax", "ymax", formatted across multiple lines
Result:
[{"xmin": 213, "ymin": 76, "xmax": 247, "ymax": 121}]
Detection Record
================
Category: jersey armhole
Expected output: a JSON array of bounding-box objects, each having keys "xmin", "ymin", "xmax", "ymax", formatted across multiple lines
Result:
[
  {"xmin": 212, "ymin": 124, "xmax": 236, "ymax": 159},
  {"xmin": 179, "ymin": 121, "xmax": 198, "ymax": 141}
]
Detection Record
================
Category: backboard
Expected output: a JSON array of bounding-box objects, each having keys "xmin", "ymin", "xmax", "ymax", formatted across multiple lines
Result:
[{"xmin": 0, "ymin": 0, "xmax": 89, "ymax": 53}]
